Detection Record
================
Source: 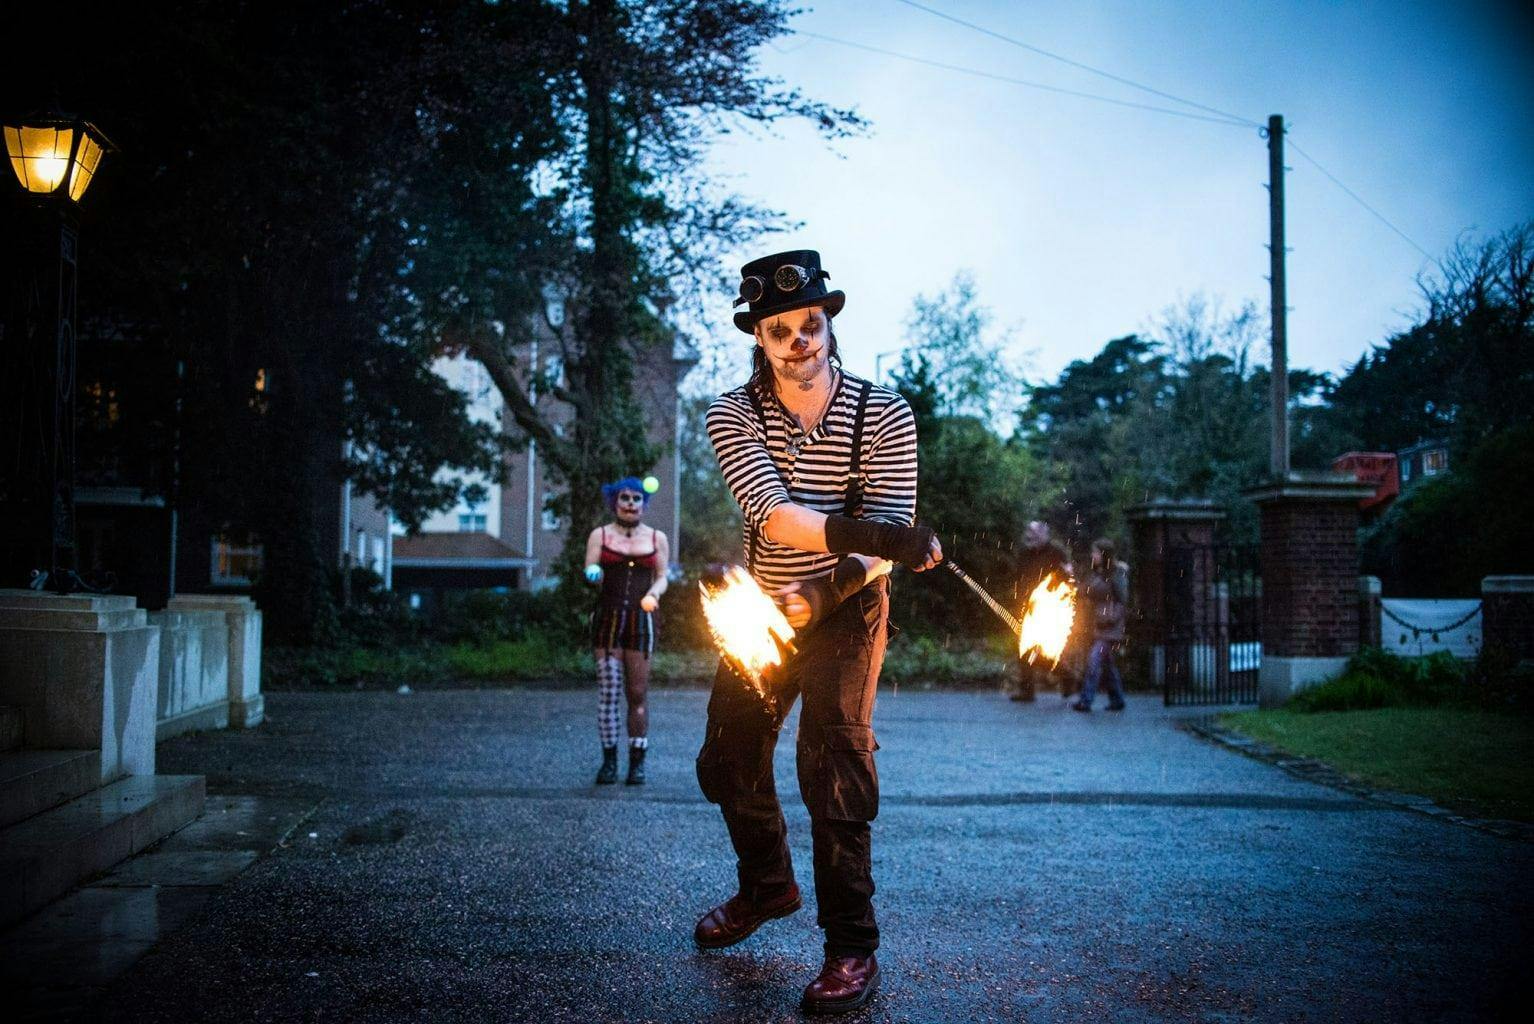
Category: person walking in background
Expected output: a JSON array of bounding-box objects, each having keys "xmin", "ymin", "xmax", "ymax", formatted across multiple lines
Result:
[
  {"xmin": 1012, "ymin": 520, "xmax": 1070, "ymax": 702},
  {"xmin": 1073, "ymin": 538, "xmax": 1128, "ymax": 713},
  {"xmin": 583, "ymin": 477, "xmax": 669, "ymax": 785}
]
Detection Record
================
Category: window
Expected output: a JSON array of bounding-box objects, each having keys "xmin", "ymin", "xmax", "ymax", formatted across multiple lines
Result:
[
  {"xmin": 541, "ymin": 490, "xmax": 563, "ymax": 532},
  {"xmin": 1423, "ymin": 449, "xmax": 1447, "ymax": 475},
  {"xmin": 249, "ymin": 367, "xmax": 270, "ymax": 413},
  {"xmin": 1400, "ymin": 459, "xmax": 1412, "ymax": 482},
  {"xmin": 458, "ymin": 513, "xmax": 487, "ymax": 532},
  {"xmin": 356, "ymin": 531, "xmax": 368, "ymax": 566},
  {"xmin": 83, "ymin": 381, "xmax": 120, "ymax": 425},
  {"xmin": 211, "ymin": 532, "xmax": 264, "ymax": 586},
  {"xmin": 371, "ymin": 536, "xmax": 385, "ymax": 572}
]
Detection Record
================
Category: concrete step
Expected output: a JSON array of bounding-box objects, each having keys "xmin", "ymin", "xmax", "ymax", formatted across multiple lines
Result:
[
  {"xmin": 0, "ymin": 750, "xmax": 101, "ymax": 829},
  {"xmin": 0, "ymin": 774, "xmax": 205, "ymax": 929},
  {"xmin": 0, "ymin": 706, "xmax": 21, "ymax": 752}
]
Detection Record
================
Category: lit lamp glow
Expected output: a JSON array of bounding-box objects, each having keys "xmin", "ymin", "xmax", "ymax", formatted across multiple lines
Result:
[{"xmin": 4, "ymin": 117, "xmax": 112, "ymax": 202}]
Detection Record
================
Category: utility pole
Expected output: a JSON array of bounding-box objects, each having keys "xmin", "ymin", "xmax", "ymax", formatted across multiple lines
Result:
[{"xmin": 1266, "ymin": 113, "xmax": 1289, "ymax": 479}]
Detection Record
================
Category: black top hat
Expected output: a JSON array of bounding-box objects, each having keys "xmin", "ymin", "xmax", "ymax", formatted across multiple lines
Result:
[{"xmin": 732, "ymin": 249, "xmax": 845, "ymax": 334}]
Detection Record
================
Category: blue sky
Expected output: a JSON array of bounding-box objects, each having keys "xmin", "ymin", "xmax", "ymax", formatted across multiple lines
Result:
[{"xmin": 699, "ymin": 0, "xmax": 1534, "ymax": 386}]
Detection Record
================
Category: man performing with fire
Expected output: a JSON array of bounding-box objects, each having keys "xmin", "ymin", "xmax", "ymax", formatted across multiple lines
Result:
[{"xmin": 696, "ymin": 249, "xmax": 942, "ymax": 1015}]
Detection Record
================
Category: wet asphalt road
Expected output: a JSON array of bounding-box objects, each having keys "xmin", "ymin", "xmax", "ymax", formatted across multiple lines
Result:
[{"xmin": 101, "ymin": 688, "xmax": 1527, "ymax": 1023}]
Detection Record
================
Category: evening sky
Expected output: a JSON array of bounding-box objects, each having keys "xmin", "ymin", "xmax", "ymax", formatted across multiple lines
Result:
[{"xmin": 701, "ymin": 0, "xmax": 1534, "ymax": 385}]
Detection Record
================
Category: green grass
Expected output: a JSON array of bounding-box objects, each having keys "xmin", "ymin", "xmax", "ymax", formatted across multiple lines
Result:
[{"xmin": 1219, "ymin": 707, "xmax": 1534, "ymax": 822}]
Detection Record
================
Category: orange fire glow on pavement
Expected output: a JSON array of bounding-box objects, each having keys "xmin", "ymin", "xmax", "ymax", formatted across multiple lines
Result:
[
  {"xmin": 698, "ymin": 566, "xmax": 796, "ymax": 701},
  {"xmin": 1018, "ymin": 573, "xmax": 1076, "ymax": 667}
]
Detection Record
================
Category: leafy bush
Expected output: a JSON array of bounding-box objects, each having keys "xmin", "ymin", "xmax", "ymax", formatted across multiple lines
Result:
[
  {"xmin": 1466, "ymin": 644, "xmax": 1534, "ymax": 715},
  {"xmin": 431, "ymin": 586, "xmax": 587, "ymax": 646},
  {"xmin": 265, "ymin": 642, "xmax": 442, "ymax": 689},
  {"xmin": 1289, "ymin": 648, "xmax": 1466, "ymax": 712},
  {"xmin": 336, "ymin": 568, "xmax": 428, "ymax": 646},
  {"xmin": 445, "ymin": 636, "xmax": 591, "ymax": 682},
  {"xmin": 880, "ymin": 634, "xmax": 1012, "ymax": 688}
]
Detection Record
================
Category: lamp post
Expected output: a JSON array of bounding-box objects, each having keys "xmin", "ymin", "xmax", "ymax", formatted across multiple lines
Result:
[{"xmin": 3, "ymin": 111, "xmax": 114, "ymax": 593}]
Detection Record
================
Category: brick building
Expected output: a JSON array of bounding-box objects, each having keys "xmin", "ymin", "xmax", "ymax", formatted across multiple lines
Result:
[{"xmin": 393, "ymin": 320, "xmax": 697, "ymax": 605}]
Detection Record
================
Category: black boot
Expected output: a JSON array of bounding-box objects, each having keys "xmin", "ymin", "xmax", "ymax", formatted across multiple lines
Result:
[
  {"xmin": 595, "ymin": 746, "xmax": 618, "ymax": 785},
  {"xmin": 625, "ymin": 746, "xmax": 647, "ymax": 786}
]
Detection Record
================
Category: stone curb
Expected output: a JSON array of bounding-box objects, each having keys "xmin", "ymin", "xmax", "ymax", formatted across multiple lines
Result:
[{"xmin": 1182, "ymin": 718, "xmax": 1534, "ymax": 843}]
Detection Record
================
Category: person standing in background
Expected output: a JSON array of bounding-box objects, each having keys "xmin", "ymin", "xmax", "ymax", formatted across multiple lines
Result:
[
  {"xmin": 584, "ymin": 477, "xmax": 669, "ymax": 785},
  {"xmin": 1073, "ymin": 538, "xmax": 1128, "ymax": 713}
]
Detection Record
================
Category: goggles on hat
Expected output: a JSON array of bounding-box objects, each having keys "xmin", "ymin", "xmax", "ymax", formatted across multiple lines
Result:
[{"xmin": 732, "ymin": 263, "xmax": 828, "ymax": 307}]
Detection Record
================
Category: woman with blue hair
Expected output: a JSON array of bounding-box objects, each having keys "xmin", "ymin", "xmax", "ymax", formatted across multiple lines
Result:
[{"xmin": 583, "ymin": 475, "xmax": 669, "ymax": 785}]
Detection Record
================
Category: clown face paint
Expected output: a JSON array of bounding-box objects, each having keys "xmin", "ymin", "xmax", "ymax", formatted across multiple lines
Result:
[{"xmin": 755, "ymin": 306, "xmax": 831, "ymax": 388}]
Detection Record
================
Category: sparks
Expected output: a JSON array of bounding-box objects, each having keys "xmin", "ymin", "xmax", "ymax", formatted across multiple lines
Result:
[
  {"xmin": 1018, "ymin": 572, "xmax": 1077, "ymax": 668},
  {"xmin": 698, "ymin": 566, "xmax": 796, "ymax": 702}
]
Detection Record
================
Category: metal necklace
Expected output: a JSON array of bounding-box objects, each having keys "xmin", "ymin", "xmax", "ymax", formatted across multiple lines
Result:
[{"xmin": 785, "ymin": 371, "xmax": 837, "ymax": 458}]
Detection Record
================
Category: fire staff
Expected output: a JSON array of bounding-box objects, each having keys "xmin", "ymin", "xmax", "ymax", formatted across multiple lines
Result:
[{"xmin": 696, "ymin": 249, "xmax": 942, "ymax": 1015}]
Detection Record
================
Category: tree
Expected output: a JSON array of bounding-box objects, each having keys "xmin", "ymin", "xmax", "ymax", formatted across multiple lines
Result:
[
  {"xmin": 888, "ymin": 275, "xmax": 1060, "ymax": 634},
  {"xmin": 1320, "ymin": 222, "xmax": 1534, "ymax": 456},
  {"xmin": 1024, "ymin": 333, "xmax": 1166, "ymax": 546},
  {"xmin": 459, "ymin": 0, "xmax": 864, "ymax": 584},
  {"xmin": 1320, "ymin": 222, "xmax": 1534, "ymax": 595},
  {"xmin": 1025, "ymin": 296, "xmax": 1332, "ymax": 546},
  {"xmin": 1363, "ymin": 425, "xmax": 1534, "ymax": 596},
  {"xmin": 1, "ymin": 2, "xmax": 528, "ymax": 638}
]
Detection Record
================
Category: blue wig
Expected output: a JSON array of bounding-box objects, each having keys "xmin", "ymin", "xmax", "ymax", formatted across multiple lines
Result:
[{"xmin": 602, "ymin": 476, "xmax": 650, "ymax": 511}]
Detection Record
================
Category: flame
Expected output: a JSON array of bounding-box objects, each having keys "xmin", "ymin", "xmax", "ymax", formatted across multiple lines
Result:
[
  {"xmin": 698, "ymin": 566, "xmax": 796, "ymax": 700},
  {"xmin": 1018, "ymin": 572, "xmax": 1076, "ymax": 667}
]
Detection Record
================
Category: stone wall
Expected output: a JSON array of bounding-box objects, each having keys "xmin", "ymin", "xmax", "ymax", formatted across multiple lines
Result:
[
  {"xmin": 168, "ymin": 594, "xmax": 264, "ymax": 727},
  {"xmin": 148, "ymin": 608, "xmax": 230, "ymax": 741},
  {"xmin": 0, "ymin": 591, "xmax": 159, "ymax": 782}
]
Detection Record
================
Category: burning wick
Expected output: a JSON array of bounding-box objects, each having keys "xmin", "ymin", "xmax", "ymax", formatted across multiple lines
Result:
[
  {"xmin": 698, "ymin": 566, "xmax": 797, "ymax": 704},
  {"xmin": 1018, "ymin": 572, "xmax": 1077, "ymax": 668}
]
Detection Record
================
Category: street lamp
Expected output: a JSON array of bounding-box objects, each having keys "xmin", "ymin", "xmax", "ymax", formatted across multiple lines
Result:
[
  {"xmin": 4, "ymin": 115, "xmax": 110, "ymax": 202},
  {"xmin": 873, "ymin": 348, "xmax": 905, "ymax": 385},
  {"xmin": 3, "ymin": 110, "xmax": 115, "ymax": 593}
]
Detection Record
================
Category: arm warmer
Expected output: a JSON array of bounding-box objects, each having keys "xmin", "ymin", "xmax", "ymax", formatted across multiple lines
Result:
[
  {"xmin": 793, "ymin": 556, "xmax": 868, "ymax": 630},
  {"xmin": 823, "ymin": 514, "xmax": 935, "ymax": 568}
]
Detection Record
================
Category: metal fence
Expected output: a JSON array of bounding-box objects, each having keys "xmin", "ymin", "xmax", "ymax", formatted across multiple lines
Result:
[{"xmin": 1161, "ymin": 544, "xmax": 1262, "ymax": 706}]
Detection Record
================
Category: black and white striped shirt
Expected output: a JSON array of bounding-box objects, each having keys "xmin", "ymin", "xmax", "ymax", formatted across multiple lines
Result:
[{"xmin": 706, "ymin": 370, "xmax": 918, "ymax": 589}]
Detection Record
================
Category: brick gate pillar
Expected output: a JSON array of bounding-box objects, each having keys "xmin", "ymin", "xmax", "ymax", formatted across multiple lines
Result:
[
  {"xmin": 1245, "ymin": 473, "xmax": 1376, "ymax": 707},
  {"xmin": 1482, "ymin": 576, "xmax": 1534, "ymax": 663},
  {"xmin": 1125, "ymin": 499, "xmax": 1225, "ymax": 687}
]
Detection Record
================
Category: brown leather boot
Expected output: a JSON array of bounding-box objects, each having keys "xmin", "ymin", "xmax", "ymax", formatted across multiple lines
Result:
[
  {"xmin": 801, "ymin": 954, "xmax": 880, "ymax": 1015},
  {"xmin": 693, "ymin": 885, "xmax": 802, "ymax": 949}
]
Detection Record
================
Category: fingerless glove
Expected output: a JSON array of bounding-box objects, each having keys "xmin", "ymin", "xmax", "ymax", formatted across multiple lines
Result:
[{"xmin": 823, "ymin": 515, "xmax": 935, "ymax": 568}]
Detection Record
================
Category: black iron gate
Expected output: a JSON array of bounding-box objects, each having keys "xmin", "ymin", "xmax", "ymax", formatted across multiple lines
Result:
[{"xmin": 1161, "ymin": 544, "xmax": 1261, "ymax": 705}]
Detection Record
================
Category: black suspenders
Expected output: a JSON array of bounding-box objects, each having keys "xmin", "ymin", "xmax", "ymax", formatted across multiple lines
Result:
[
  {"xmin": 745, "ymin": 377, "xmax": 871, "ymax": 571},
  {"xmin": 844, "ymin": 379, "xmax": 870, "ymax": 516}
]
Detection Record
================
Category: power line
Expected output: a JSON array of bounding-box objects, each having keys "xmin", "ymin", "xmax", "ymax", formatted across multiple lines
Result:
[
  {"xmin": 793, "ymin": 30, "xmax": 1252, "ymax": 127},
  {"xmin": 1287, "ymin": 137, "xmax": 1436, "ymax": 261},
  {"xmin": 891, "ymin": 0, "xmax": 1262, "ymax": 128},
  {"xmin": 794, "ymin": 18, "xmax": 1435, "ymax": 264}
]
